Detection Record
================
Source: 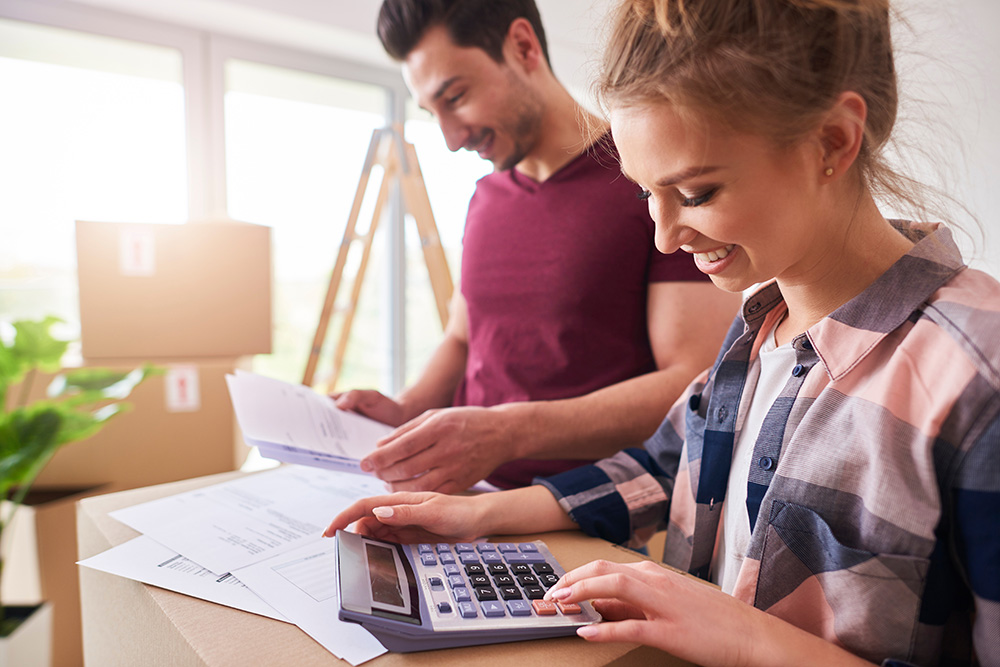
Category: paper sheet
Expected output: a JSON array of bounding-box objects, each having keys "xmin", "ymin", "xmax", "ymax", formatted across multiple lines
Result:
[
  {"xmin": 226, "ymin": 371, "xmax": 394, "ymax": 470},
  {"xmin": 234, "ymin": 538, "xmax": 388, "ymax": 665},
  {"xmin": 110, "ymin": 465, "xmax": 387, "ymax": 575},
  {"xmin": 78, "ymin": 535, "xmax": 287, "ymax": 622}
]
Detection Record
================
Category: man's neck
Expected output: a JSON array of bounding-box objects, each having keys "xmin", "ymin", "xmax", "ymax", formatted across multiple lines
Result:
[{"xmin": 514, "ymin": 83, "xmax": 608, "ymax": 183}]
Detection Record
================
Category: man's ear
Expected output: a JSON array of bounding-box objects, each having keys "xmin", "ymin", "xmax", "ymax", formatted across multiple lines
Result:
[
  {"xmin": 818, "ymin": 91, "xmax": 867, "ymax": 179},
  {"xmin": 503, "ymin": 17, "xmax": 545, "ymax": 73}
]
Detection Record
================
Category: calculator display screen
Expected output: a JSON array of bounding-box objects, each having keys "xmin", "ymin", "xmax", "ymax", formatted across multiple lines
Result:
[
  {"xmin": 366, "ymin": 543, "xmax": 405, "ymax": 607},
  {"xmin": 361, "ymin": 538, "xmax": 421, "ymax": 625}
]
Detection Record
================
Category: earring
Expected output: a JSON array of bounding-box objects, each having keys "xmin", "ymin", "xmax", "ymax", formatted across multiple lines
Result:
[{"xmin": 824, "ymin": 167, "xmax": 834, "ymax": 177}]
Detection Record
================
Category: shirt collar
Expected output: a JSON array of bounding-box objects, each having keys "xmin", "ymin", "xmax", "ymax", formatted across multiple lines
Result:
[{"xmin": 740, "ymin": 222, "xmax": 966, "ymax": 381}]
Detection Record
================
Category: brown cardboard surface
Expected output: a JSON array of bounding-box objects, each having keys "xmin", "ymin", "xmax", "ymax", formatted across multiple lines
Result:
[
  {"xmin": 77, "ymin": 472, "xmax": 695, "ymax": 667},
  {"xmin": 76, "ymin": 219, "xmax": 272, "ymax": 360},
  {"xmin": 23, "ymin": 358, "xmax": 252, "ymax": 490}
]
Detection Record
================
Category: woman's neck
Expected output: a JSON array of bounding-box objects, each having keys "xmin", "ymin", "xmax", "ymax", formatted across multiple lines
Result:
[{"xmin": 773, "ymin": 193, "xmax": 915, "ymax": 347}]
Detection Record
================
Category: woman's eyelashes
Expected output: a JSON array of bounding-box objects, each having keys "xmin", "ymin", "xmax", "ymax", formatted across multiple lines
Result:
[
  {"xmin": 636, "ymin": 186, "xmax": 719, "ymax": 207},
  {"xmin": 681, "ymin": 187, "xmax": 719, "ymax": 207}
]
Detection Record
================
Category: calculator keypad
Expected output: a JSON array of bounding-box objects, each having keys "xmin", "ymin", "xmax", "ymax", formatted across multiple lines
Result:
[{"xmin": 416, "ymin": 541, "xmax": 583, "ymax": 622}]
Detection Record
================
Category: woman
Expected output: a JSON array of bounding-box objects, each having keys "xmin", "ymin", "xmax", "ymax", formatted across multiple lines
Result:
[{"xmin": 325, "ymin": 1, "xmax": 998, "ymax": 664}]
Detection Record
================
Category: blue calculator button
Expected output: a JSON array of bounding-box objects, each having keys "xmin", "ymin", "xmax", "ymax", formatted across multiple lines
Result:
[
  {"xmin": 459, "ymin": 552, "xmax": 480, "ymax": 564},
  {"xmin": 443, "ymin": 564, "xmax": 461, "ymax": 576},
  {"xmin": 420, "ymin": 553, "xmax": 437, "ymax": 566},
  {"xmin": 448, "ymin": 575, "xmax": 465, "ymax": 588},
  {"xmin": 507, "ymin": 600, "xmax": 532, "ymax": 616},
  {"xmin": 497, "ymin": 543, "xmax": 518, "ymax": 552},
  {"xmin": 437, "ymin": 602, "xmax": 453, "ymax": 614},
  {"xmin": 503, "ymin": 552, "xmax": 544, "ymax": 564},
  {"xmin": 476, "ymin": 543, "xmax": 497, "ymax": 553},
  {"xmin": 428, "ymin": 576, "xmax": 444, "ymax": 590},
  {"xmin": 417, "ymin": 544, "xmax": 434, "ymax": 554},
  {"xmin": 458, "ymin": 601, "xmax": 477, "ymax": 618},
  {"xmin": 453, "ymin": 587, "xmax": 472, "ymax": 602},
  {"xmin": 436, "ymin": 543, "xmax": 451, "ymax": 553},
  {"xmin": 454, "ymin": 543, "xmax": 475, "ymax": 552},
  {"xmin": 439, "ymin": 552, "xmax": 456, "ymax": 565},
  {"xmin": 481, "ymin": 552, "xmax": 503, "ymax": 563},
  {"xmin": 480, "ymin": 600, "xmax": 505, "ymax": 617},
  {"xmin": 518, "ymin": 543, "xmax": 538, "ymax": 552}
]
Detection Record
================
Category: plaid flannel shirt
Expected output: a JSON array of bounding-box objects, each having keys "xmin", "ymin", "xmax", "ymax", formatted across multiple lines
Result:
[{"xmin": 538, "ymin": 223, "xmax": 1000, "ymax": 666}]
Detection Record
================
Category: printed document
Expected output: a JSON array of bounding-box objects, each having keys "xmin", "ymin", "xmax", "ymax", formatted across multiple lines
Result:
[
  {"xmin": 110, "ymin": 465, "xmax": 386, "ymax": 575},
  {"xmin": 78, "ymin": 535, "xmax": 287, "ymax": 622},
  {"xmin": 225, "ymin": 371, "xmax": 394, "ymax": 473},
  {"xmin": 234, "ymin": 538, "xmax": 388, "ymax": 665}
]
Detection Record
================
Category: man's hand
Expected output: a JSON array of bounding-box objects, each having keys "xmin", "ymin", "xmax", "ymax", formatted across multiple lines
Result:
[
  {"xmin": 333, "ymin": 389, "xmax": 410, "ymax": 427},
  {"xmin": 361, "ymin": 406, "xmax": 516, "ymax": 493}
]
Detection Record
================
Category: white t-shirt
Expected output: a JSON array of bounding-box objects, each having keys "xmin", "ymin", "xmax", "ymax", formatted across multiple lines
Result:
[{"xmin": 712, "ymin": 324, "xmax": 798, "ymax": 594}]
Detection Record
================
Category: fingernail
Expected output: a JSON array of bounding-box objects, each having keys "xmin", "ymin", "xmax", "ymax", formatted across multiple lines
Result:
[
  {"xmin": 577, "ymin": 625, "xmax": 598, "ymax": 639},
  {"xmin": 372, "ymin": 506, "xmax": 393, "ymax": 518},
  {"xmin": 360, "ymin": 459, "xmax": 373, "ymax": 472},
  {"xmin": 549, "ymin": 586, "xmax": 570, "ymax": 600}
]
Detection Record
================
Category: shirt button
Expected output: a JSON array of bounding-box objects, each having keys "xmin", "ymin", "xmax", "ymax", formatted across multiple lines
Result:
[
  {"xmin": 758, "ymin": 456, "xmax": 774, "ymax": 471},
  {"xmin": 689, "ymin": 394, "xmax": 701, "ymax": 411},
  {"xmin": 801, "ymin": 339, "xmax": 813, "ymax": 351},
  {"xmin": 792, "ymin": 364, "xmax": 805, "ymax": 377},
  {"xmin": 716, "ymin": 406, "xmax": 728, "ymax": 422}
]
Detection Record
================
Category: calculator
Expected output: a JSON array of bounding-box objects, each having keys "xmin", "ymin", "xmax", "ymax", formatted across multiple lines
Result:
[{"xmin": 334, "ymin": 530, "xmax": 601, "ymax": 652}]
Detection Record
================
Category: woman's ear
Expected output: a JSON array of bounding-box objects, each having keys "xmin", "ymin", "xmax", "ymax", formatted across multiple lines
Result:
[
  {"xmin": 819, "ymin": 91, "xmax": 867, "ymax": 179},
  {"xmin": 504, "ymin": 17, "xmax": 545, "ymax": 74}
]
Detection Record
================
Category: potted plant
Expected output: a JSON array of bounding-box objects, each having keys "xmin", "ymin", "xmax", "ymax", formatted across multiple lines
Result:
[{"xmin": 0, "ymin": 316, "xmax": 156, "ymax": 660}]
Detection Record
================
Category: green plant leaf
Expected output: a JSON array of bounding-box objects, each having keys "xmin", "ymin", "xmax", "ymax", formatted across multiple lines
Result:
[
  {"xmin": 0, "ymin": 317, "xmax": 69, "ymax": 393},
  {"xmin": 0, "ymin": 407, "xmax": 62, "ymax": 491}
]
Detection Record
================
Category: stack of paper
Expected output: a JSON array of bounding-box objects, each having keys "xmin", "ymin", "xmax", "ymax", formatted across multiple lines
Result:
[
  {"xmin": 224, "ymin": 371, "xmax": 394, "ymax": 473},
  {"xmin": 78, "ymin": 465, "xmax": 391, "ymax": 665}
]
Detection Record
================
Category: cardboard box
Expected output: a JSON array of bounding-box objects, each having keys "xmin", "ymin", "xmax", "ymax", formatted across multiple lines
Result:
[
  {"xmin": 18, "ymin": 358, "xmax": 253, "ymax": 490},
  {"xmin": 3, "ymin": 486, "xmax": 107, "ymax": 667},
  {"xmin": 77, "ymin": 473, "xmax": 695, "ymax": 667},
  {"xmin": 76, "ymin": 220, "xmax": 272, "ymax": 360}
]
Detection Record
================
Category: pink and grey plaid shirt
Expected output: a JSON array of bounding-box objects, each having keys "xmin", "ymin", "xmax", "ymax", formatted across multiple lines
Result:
[{"xmin": 539, "ymin": 222, "xmax": 1000, "ymax": 666}]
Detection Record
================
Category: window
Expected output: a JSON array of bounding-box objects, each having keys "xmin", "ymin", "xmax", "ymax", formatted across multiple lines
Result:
[
  {"xmin": 223, "ymin": 59, "xmax": 389, "ymax": 388},
  {"xmin": 403, "ymin": 105, "xmax": 491, "ymax": 384},
  {"xmin": 0, "ymin": 18, "xmax": 186, "ymax": 332}
]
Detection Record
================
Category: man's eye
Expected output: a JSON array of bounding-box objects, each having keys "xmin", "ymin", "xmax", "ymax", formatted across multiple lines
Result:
[
  {"xmin": 681, "ymin": 187, "xmax": 718, "ymax": 207},
  {"xmin": 446, "ymin": 92, "xmax": 465, "ymax": 105}
]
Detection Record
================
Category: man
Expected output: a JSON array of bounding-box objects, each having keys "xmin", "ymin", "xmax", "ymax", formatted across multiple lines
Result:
[{"xmin": 335, "ymin": 0, "xmax": 739, "ymax": 492}]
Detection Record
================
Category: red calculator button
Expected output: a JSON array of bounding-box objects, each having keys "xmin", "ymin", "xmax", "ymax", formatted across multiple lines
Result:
[
  {"xmin": 556, "ymin": 601, "xmax": 582, "ymax": 615},
  {"xmin": 531, "ymin": 599, "xmax": 557, "ymax": 616}
]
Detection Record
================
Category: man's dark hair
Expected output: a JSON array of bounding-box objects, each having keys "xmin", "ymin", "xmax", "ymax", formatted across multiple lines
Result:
[{"xmin": 377, "ymin": 0, "xmax": 550, "ymax": 66}]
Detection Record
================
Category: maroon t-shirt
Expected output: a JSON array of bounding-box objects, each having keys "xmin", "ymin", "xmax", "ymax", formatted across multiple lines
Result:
[{"xmin": 456, "ymin": 136, "xmax": 709, "ymax": 489}]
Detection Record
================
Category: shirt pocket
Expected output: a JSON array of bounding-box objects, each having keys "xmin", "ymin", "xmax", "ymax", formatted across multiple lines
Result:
[{"xmin": 756, "ymin": 500, "xmax": 929, "ymax": 664}]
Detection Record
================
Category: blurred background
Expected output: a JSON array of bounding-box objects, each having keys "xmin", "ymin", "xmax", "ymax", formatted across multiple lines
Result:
[{"xmin": 1, "ymin": 0, "xmax": 997, "ymax": 395}]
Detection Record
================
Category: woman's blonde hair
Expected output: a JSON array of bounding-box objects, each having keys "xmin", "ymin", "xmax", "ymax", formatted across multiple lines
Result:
[{"xmin": 597, "ymin": 0, "xmax": 934, "ymax": 224}]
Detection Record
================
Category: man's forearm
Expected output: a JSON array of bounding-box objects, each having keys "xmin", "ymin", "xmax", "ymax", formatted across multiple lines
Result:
[
  {"xmin": 395, "ymin": 334, "xmax": 468, "ymax": 420},
  {"xmin": 497, "ymin": 364, "xmax": 702, "ymax": 461}
]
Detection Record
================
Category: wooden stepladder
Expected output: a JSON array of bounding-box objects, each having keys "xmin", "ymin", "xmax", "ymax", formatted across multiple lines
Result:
[{"xmin": 302, "ymin": 126, "xmax": 453, "ymax": 389}]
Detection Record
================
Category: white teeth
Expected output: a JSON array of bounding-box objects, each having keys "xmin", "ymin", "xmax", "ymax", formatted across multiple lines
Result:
[{"xmin": 695, "ymin": 244, "xmax": 735, "ymax": 264}]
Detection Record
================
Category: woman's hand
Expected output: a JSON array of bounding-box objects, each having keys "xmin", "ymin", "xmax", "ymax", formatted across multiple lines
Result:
[
  {"xmin": 323, "ymin": 491, "xmax": 486, "ymax": 544},
  {"xmin": 323, "ymin": 485, "xmax": 576, "ymax": 545},
  {"xmin": 546, "ymin": 560, "xmax": 874, "ymax": 667}
]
